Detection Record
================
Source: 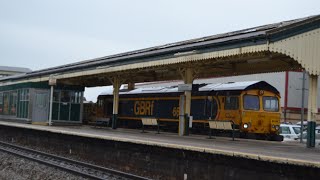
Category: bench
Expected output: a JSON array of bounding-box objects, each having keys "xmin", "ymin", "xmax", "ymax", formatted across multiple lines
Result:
[
  {"xmin": 141, "ymin": 118, "xmax": 160, "ymax": 134},
  {"xmin": 94, "ymin": 117, "xmax": 110, "ymax": 128},
  {"xmin": 208, "ymin": 120, "xmax": 237, "ymax": 141}
]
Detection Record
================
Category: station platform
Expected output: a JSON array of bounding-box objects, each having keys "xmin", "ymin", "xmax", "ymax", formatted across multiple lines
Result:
[{"xmin": 0, "ymin": 121, "xmax": 319, "ymax": 168}]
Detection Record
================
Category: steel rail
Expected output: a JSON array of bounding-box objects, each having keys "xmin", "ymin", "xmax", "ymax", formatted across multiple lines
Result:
[{"xmin": 0, "ymin": 141, "xmax": 149, "ymax": 180}]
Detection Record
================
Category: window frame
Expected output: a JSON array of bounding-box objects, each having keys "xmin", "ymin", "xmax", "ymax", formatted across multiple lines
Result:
[
  {"xmin": 243, "ymin": 95, "xmax": 260, "ymax": 111},
  {"xmin": 224, "ymin": 96, "xmax": 239, "ymax": 110},
  {"xmin": 262, "ymin": 96, "xmax": 279, "ymax": 112},
  {"xmin": 280, "ymin": 126, "xmax": 291, "ymax": 134}
]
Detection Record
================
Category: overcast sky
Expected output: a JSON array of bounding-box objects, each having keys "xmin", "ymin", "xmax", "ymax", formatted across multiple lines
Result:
[{"xmin": 0, "ymin": 0, "xmax": 319, "ymax": 101}]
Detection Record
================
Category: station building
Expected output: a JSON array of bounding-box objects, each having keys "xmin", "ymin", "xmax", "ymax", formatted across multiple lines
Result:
[
  {"xmin": 0, "ymin": 81, "xmax": 84, "ymax": 124},
  {"xmin": 0, "ymin": 66, "xmax": 84, "ymax": 125}
]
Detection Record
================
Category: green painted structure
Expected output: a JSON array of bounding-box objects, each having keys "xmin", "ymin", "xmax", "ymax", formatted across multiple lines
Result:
[{"xmin": 0, "ymin": 82, "xmax": 84, "ymax": 124}]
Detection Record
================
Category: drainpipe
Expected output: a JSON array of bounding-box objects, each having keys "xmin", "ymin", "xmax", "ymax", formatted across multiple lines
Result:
[
  {"xmin": 300, "ymin": 71, "xmax": 306, "ymax": 143},
  {"xmin": 284, "ymin": 71, "xmax": 289, "ymax": 122}
]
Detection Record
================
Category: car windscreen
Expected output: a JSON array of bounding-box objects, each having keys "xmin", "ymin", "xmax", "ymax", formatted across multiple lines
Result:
[
  {"xmin": 263, "ymin": 96, "xmax": 279, "ymax": 112},
  {"xmin": 243, "ymin": 95, "xmax": 259, "ymax": 110},
  {"xmin": 292, "ymin": 127, "xmax": 301, "ymax": 134}
]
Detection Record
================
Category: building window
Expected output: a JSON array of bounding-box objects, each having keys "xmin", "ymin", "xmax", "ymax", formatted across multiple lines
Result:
[
  {"xmin": 3, "ymin": 92, "xmax": 9, "ymax": 115},
  {"xmin": 0, "ymin": 92, "xmax": 3, "ymax": 114},
  {"xmin": 61, "ymin": 91, "xmax": 71, "ymax": 102},
  {"xmin": 53, "ymin": 91, "xmax": 60, "ymax": 102},
  {"xmin": 1, "ymin": 91, "xmax": 18, "ymax": 116},
  {"xmin": 70, "ymin": 91, "xmax": 82, "ymax": 104},
  {"xmin": 19, "ymin": 89, "xmax": 29, "ymax": 101},
  {"xmin": 10, "ymin": 91, "xmax": 17, "ymax": 115},
  {"xmin": 0, "ymin": 92, "xmax": 3, "ymax": 105},
  {"xmin": 18, "ymin": 89, "xmax": 29, "ymax": 118}
]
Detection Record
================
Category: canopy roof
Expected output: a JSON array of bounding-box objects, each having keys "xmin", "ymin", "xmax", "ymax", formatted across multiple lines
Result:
[
  {"xmin": 1, "ymin": 14, "xmax": 319, "ymax": 87},
  {"xmin": 0, "ymin": 66, "xmax": 31, "ymax": 77},
  {"xmin": 100, "ymin": 81, "xmax": 279, "ymax": 96}
]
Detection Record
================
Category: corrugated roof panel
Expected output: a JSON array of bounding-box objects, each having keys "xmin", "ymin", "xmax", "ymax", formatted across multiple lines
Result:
[
  {"xmin": 0, "ymin": 66, "xmax": 31, "ymax": 73},
  {"xmin": 212, "ymin": 81, "xmax": 259, "ymax": 91},
  {"xmin": 99, "ymin": 81, "xmax": 264, "ymax": 96}
]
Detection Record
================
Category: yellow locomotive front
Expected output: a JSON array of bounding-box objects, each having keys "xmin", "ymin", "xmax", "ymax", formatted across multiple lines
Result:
[{"xmin": 239, "ymin": 89, "xmax": 281, "ymax": 140}]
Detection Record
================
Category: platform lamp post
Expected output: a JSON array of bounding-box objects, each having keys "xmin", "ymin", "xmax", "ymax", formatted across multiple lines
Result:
[{"xmin": 48, "ymin": 76, "xmax": 57, "ymax": 126}]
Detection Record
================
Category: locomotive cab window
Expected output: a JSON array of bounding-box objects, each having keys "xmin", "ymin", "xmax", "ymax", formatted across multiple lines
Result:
[
  {"xmin": 207, "ymin": 97, "xmax": 218, "ymax": 120},
  {"xmin": 224, "ymin": 96, "xmax": 239, "ymax": 110},
  {"xmin": 243, "ymin": 95, "xmax": 260, "ymax": 110},
  {"xmin": 263, "ymin": 96, "xmax": 279, "ymax": 112}
]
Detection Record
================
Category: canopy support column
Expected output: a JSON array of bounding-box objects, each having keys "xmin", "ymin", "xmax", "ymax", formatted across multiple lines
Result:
[
  {"xmin": 179, "ymin": 68, "xmax": 196, "ymax": 136},
  {"xmin": 49, "ymin": 85, "xmax": 54, "ymax": 126},
  {"xmin": 109, "ymin": 76, "xmax": 123, "ymax": 129},
  {"xmin": 307, "ymin": 74, "xmax": 318, "ymax": 148},
  {"xmin": 48, "ymin": 76, "xmax": 57, "ymax": 126}
]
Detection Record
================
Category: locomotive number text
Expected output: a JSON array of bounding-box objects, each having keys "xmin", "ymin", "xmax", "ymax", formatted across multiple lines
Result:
[{"xmin": 172, "ymin": 107, "xmax": 180, "ymax": 117}]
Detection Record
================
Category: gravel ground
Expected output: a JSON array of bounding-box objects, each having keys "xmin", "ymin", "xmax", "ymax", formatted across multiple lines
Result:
[{"xmin": 0, "ymin": 151, "xmax": 89, "ymax": 180}]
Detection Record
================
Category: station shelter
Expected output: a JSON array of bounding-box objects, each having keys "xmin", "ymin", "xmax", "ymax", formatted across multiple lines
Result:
[{"xmin": 0, "ymin": 82, "xmax": 83, "ymax": 124}]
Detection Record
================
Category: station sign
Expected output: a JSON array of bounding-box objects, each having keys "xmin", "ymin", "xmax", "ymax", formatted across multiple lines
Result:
[
  {"xmin": 178, "ymin": 84, "xmax": 192, "ymax": 91},
  {"xmin": 49, "ymin": 76, "xmax": 57, "ymax": 86},
  {"xmin": 178, "ymin": 84, "xmax": 199, "ymax": 91}
]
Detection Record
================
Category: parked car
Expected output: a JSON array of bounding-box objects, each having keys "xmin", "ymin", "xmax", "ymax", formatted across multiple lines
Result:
[
  {"xmin": 295, "ymin": 132, "xmax": 320, "ymax": 147},
  {"xmin": 280, "ymin": 124, "xmax": 302, "ymax": 141},
  {"xmin": 296, "ymin": 121, "xmax": 308, "ymax": 126},
  {"xmin": 296, "ymin": 121, "xmax": 320, "ymax": 131}
]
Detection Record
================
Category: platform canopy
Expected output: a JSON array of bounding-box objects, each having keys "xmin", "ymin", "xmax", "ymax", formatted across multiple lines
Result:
[
  {"xmin": 0, "ymin": 66, "xmax": 31, "ymax": 77},
  {"xmin": 0, "ymin": 15, "xmax": 320, "ymax": 87}
]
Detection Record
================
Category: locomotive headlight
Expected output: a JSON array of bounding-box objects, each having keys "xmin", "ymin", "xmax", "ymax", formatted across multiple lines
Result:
[
  {"xmin": 243, "ymin": 123, "xmax": 249, "ymax": 129},
  {"xmin": 272, "ymin": 125, "xmax": 280, "ymax": 130}
]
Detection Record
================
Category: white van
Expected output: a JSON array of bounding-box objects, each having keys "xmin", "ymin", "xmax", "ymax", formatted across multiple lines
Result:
[{"xmin": 280, "ymin": 124, "xmax": 302, "ymax": 141}]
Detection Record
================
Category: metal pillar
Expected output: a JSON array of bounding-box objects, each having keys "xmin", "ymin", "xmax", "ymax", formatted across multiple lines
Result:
[
  {"xmin": 300, "ymin": 71, "xmax": 306, "ymax": 143},
  {"xmin": 307, "ymin": 74, "xmax": 318, "ymax": 148},
  {"xmin": 179, "ymin": 68, "xmax": 194, "ymax": 136},
  {"xmin": 179, "ymin": 95, "xmax": 186, "ymax": 136},
  {"xmin": 184, "ymin": 68, "xmax": 193, "ymax": 116},
  {"xmin": 49, "ymin": 85, "xmax": 54, "ymax": 126},
  {"xmin": 111, "ymin": 77, "xmax": 121, "ymax": 129}
]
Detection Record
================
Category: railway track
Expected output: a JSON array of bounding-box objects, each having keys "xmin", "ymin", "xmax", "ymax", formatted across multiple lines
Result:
[{"xmin": 0, "ymin": 141, "xmax": 149, "ymax": 180}]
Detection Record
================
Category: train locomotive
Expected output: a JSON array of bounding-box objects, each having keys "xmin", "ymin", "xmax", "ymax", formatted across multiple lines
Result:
[{"xmin": 95, "ymin": 81, "xmax": 283, "ymax": 141}]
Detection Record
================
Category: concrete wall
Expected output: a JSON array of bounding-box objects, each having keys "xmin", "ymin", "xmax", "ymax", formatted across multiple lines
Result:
[
  {"xmin": 287, "ymin": 71, "xmax": 320, "ymax": 109},
  {"xmin": 0, "ymin": 125, "xmax": 318, "ymax": 180}
]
